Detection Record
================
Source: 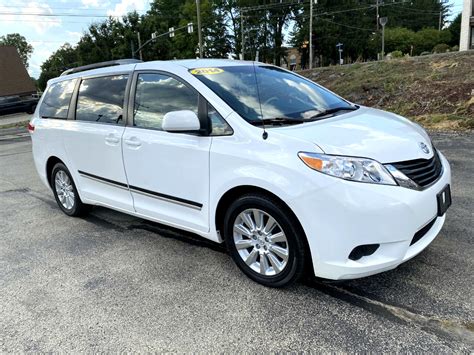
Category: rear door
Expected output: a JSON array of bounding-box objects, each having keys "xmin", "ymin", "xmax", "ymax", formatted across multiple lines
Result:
[
  {"xmin": 62, "ymin": 74, "xmax": 134, "ymax": 212},
  {"xmin": 122, "ymin": 71, "xmax": 211, "ymax": 233}
]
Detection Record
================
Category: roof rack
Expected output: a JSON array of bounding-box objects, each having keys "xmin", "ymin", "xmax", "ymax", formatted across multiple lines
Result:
[{"xmin": 60, "ymin": 59, "xmax": 143, "ymax": 76}]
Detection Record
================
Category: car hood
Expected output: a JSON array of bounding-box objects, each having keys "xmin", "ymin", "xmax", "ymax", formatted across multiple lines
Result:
[{"xmin": 272, "ymin": 106, "xmax": 433, "ymax": 163}]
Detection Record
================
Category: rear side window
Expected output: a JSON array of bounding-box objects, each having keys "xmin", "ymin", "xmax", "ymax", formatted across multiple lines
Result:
[
  {"xmin": 40, "ymin": 79, "xmax": 76, "ymax": 119},
  {"xmin": 76, "ymin": 75, "xmax": 128, "ymax": 124}
]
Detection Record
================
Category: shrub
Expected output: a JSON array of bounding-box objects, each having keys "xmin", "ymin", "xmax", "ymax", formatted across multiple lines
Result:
[
  {"xmin": 384, "ymin": 27, "xmax": 416, "ymax": 54},
  {"xmin": 413, "ymin": 28, "xmax": 452, "ymax": 55},
  {"xmin": 390, "ymin": 50, "xmax": 404, "ymax": 58},
  {"xmin": 433, "ymin": 43, "xmax": 451, "ymax": 53}
]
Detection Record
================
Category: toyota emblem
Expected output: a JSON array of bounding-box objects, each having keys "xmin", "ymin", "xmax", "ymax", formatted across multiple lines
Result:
[{"xmin": 419, "ymin": 142, "xmax": 430, "ymax": 154}]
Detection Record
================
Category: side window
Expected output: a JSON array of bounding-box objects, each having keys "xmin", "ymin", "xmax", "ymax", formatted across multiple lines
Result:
[
  {"xmin": 134, "ymin": 73, "xmax": 198, "ymax": 130},
  {"xmin": 40, "ymin": 79, "xmax": 76, "ymax": 119},
  {"xmin": 208, "ymin": 103, "xmax": 233, "ymax": 136},
  {"xmin": 76, "ymin": 75, "xmax": 128, "ymax": 124}
]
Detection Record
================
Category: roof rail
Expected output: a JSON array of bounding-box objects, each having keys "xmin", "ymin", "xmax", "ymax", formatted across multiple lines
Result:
[{"xmin": 60, "ymin": 59, "xmax": 143, "ymax": 76}]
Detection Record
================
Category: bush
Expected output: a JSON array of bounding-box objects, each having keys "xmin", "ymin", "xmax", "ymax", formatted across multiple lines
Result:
[
  {"xmin": 384, "ymin": 27, "xmax": 416, "ymax": 54},
  {"xmin": 413, "ymin": 28, "xmax": 452, "ymax": 55},
  {"xmin": 390, "ymin": 50, "xmax": 404, "ymax": 58},
  {"xmin": 451, "ymin": 45, "xmax": 459, "ymax": 52},
  {"xmin": 433, "ymin": 43, "xmax": 451, "ymax": 53}
]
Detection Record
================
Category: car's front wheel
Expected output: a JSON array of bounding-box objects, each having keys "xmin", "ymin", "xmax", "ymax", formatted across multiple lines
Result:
[
  {"xmin": 224, "ymin": 194, "xmax": 306, "ymax": 287},
  {"xmin": 51, "ymin": 163, "xmax": 89, "ymax": 217}
]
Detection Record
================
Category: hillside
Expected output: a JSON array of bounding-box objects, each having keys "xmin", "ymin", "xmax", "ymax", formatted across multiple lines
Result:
[{"xmin": 299, "ymin": 51, "xmax": 474, "ymax": 130}]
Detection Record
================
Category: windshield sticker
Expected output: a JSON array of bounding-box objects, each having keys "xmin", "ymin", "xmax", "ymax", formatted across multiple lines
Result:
[{"xmin": 190, "ymin": 68, "xmax": 224, "ymax": 75}]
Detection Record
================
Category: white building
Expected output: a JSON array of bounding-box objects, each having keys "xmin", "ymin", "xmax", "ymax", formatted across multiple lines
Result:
[{"xmin": 459, "ymin": 0, "xmax": 474, "ymax": 50}]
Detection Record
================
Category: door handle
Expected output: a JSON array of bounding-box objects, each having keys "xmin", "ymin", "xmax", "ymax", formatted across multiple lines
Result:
[
  {"xmin": 105, "ymin": 135, "xmax": 120, "ymax": 145},
  {"xmin": 124, "ymin": 137, "xmax": 142, "ymax": 148}
]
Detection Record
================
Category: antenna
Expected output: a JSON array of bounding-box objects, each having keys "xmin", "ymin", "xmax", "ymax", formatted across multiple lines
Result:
[{"xmin": 252, "ymin": 61, "xmax": 268, "ymax": 140}]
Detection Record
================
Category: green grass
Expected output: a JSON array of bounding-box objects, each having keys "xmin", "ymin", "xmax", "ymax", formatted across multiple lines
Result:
[
  {"xmin": 0, "ymin": 120, "xmax": 29, "ymax": 130},
  {"xmin": 300, "ymin": 51, "xmax": 474, "ymax": 130}
]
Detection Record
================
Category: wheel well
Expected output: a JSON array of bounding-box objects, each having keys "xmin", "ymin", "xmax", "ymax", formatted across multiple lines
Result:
[
  {"xmin": 45, "ymin": 156, "xmax": 64, "ymax": 188},
  {"xmin": 215, "ymin": 185, "xmax": 302, "ymax": 238},
  {"xmin": 215, "ymin": 185, "xmax": 314, "ymax": 273}
]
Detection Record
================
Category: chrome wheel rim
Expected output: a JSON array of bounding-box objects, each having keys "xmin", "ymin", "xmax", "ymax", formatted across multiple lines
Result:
[
  {"xmin": 233, "ymin": 208, "xmax": 289, "ymax": 276},
  {"xmin": 54, "ymin": 170, "xmax": 75, "ymax": 210}
]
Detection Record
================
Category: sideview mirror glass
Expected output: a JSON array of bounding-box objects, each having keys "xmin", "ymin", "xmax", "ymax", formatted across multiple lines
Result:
[{"xmin": 162, "ymin": 110, "xmax": 200, "ymax": 132}]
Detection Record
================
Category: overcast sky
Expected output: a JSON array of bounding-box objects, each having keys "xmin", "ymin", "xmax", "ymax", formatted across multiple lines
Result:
[{"xmin": 0, "ymin": 0, "xmax": 465, "ymax": 79}]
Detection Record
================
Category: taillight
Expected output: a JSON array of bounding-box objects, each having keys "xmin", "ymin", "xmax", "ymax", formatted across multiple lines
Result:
[{"xmin": 27, "ymin": 122, "xmax": 35, "ymax": 133}]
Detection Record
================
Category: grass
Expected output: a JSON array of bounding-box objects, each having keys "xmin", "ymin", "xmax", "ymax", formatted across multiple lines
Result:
[
  {"xmin": 0, "ymin": 120, "xmax": 29, "ymax": 130},
  {"xmin": 300, "ymin": 51, "xmax": 474, "ymax": 131}
]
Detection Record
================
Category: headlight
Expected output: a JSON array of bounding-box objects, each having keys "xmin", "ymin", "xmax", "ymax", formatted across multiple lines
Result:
[{"xmin": 298, "ymin": 152, "xmax": 397, "ymax": 185}]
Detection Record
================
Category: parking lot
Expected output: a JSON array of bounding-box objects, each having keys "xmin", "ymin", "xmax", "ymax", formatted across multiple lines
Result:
[{"xmin": 0, "ymin": 129, "xmax": 473, "ymax": 351}]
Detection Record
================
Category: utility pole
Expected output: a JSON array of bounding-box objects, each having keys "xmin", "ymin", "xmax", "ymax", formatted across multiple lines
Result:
[
  {"xmin": 380, "ymin": 17, "xmax": 388, "ymax": 60},
  {"xmin": 438, "ymin": 11, "xmax": 442, "ymax": 31},
  {"xmin": 137, "ymin": 32, "xmax": 143, "ymax": 61},
  {"xmin": 196, "ymin": 0, "xmax": 203, "ymax": 58},
  {"xmin": 376, "ymin": 0, "xmax": 379, "ymax": 31},
  {"xmin": 241, "ymin": 11, "xmax": 245, "ymax": 60},
  {"xmin": 336, "ymin": 43, "xmax": 343, "ymax": 65}
]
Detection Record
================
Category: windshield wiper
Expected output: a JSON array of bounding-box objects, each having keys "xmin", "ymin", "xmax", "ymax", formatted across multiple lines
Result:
[
  {"xmin": 309, "ymin": 106, "xmax": 359, "ymax": 120},
  {"xmin": 252, "ymin": 117, "xmax": 306, "ymax": 126}
]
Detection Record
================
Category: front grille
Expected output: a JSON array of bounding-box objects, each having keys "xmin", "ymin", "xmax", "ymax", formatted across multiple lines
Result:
[
  {"xmin": 390, "ymin": 150, "xmax": 442, "ymax": 188},
  {"xmin": 411, "ymin": 217, "xmax": 437, "ymax": 246}
]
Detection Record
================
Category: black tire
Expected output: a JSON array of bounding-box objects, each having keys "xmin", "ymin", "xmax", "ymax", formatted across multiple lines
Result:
[
  {"xmin": 224, "ymin": 193, "xmax": 306, "ymax": 287},
  {"xmin": 50, "ymin": 163, "xmax": 89, "ymax": 217},
  {"xmin": 27, "ymin": 104, "xmax": 37, "ymax": 114}
]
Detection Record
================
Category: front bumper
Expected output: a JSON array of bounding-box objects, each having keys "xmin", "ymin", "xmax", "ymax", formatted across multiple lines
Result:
[{"xmin": 290, "ymin": 152, "xmax": 452, "ymax": 280}]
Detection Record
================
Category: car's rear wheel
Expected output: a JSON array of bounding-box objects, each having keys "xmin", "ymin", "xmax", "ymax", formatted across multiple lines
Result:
[
  {"xmin": 51, "ymin": 163, "xmax": 89, "ymax": 216},
  {"xmin": 224, "ymin": 194, "xmax": 306, "ymax": 287}
]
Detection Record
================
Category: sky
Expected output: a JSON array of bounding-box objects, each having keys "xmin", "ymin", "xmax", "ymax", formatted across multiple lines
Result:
[{"xmin": 0, "ymin": 0, "xmax": 465, "ymax": 79}]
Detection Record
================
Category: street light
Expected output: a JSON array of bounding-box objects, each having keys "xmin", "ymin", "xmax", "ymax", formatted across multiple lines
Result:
[
  {"xmin": 379, "ymin": 16, "xmax": 388, "ymax": 60},
  {"xmin": 133, "ymin": 23, "xmax": 194, "ymax": 59}
]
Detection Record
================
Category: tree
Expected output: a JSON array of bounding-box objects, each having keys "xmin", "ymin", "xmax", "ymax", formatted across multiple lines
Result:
[
  {"xmin": 448, "ymin": 13, "xmax": 461, "ymax": 47},
  {"xmin": 413, "ymin": 28, "xmax": 451, "ymax": 55},
  {"xmin": 384, "ymin": 27, "xmax": 416, "ymax": 55},
  {"xmin": 38, "ymin": 43, "xmax": 78, "ymax": 90},
  {"xmin": 0, "ymin": 33, "xmax": 34, "ymax": 69},
  {"xmin": 379, "ymin": 0, "xmax": 451, "ymax": 32}
]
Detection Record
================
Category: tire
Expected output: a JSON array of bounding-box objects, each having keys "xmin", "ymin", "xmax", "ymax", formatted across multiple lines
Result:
[
  {"xmin": 224, "ymin": 193, "xmax": 306, "ymax": 287},
  {"xmin": 50, "ymin": 163, "xmax": 89, "ymax": 217},
  {"xmin": 27, "ymin": 105, "xmax": 35, "ymax": 114}
]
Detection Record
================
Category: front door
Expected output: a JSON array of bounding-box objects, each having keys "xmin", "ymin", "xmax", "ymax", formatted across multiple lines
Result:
[{"xmin": 122, "ymin": 72, "xmax": 211, "ymax": 233}]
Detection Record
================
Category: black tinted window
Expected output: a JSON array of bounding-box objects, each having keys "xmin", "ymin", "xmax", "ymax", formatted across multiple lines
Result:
[
  {"xmin": 40, "ymin": 80, "xmax": 76, "ymax": 119},
  {"xmin": 134, "ymin": 73, "xmax": 198, "ymax": 130},
  {"xmin": 208, "ymin": 103, "xmax": 232, "ymax": 136},
  {"xmin": 76, "ymin": 75, "xmax": 128, "ymax": 124}
]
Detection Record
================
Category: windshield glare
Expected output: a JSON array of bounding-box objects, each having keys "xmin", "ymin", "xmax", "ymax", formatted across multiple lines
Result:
[{"xmin": 191, "ymin": 65, "xmax": 352, "ymax": 124}]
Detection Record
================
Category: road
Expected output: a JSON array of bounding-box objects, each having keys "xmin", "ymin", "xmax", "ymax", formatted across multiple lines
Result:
[{"xmin": 1, "ymin": 130, "xmax": 473, "ymax": 352}]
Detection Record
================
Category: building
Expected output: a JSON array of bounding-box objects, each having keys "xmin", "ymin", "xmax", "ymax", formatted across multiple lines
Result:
[
  {"xmin": 460, "ymin": 0, "xmax": 474, "ymax": 50},
  {"xmin": 0, "ymin": 46, "xmax": 36, "ymax": 98}
]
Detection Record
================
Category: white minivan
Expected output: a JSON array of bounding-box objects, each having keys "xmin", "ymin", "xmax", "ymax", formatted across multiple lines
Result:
[{"xmin": 30, "ymin": 59, "xmax": 452, "ymax": 287}]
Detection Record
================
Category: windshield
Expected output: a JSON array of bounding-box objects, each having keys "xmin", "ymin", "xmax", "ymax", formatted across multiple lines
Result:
[{"xmin": 190, "ymin": 65, "xmax": 354, "ymax": 124}]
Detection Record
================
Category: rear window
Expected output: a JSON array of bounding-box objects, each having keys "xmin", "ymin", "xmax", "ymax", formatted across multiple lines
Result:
[
  {"xmin": 40, "ymin": 79, "xmax": 76, "ymax": 119},
  {"xmin": 76, "ymin": 75, "xmax": 128, "ymax": 124}
]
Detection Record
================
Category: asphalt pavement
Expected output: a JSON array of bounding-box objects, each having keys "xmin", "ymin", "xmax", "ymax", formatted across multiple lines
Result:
[{"xmin": 0, "ymin": 129, "xmax": 473, "ymax": 352}]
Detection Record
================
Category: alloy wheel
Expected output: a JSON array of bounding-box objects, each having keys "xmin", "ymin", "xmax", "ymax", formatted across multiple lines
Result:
[
  {"xmin": 233, "ymin": 208, "xmax": 289, "ymax": 276},
  {"xmin": 54, "ymin": 170, "xmax": 75, "ymax": 210}
]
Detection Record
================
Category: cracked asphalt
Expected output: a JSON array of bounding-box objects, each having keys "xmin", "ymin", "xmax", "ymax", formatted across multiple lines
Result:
[{"xmin": 0, "ymin": 129, "xmax": 473, "ymax": 352}]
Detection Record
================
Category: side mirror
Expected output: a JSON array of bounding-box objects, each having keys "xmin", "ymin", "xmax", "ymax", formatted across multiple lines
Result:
[{"xmin": 162, "ymin": 110, "xmax": 201, "ymax": 132}]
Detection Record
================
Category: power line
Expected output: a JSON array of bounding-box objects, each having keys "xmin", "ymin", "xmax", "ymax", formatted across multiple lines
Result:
[{"xmin": 0, "ymin": 11, "xmax": 146, "ymax": 18}]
